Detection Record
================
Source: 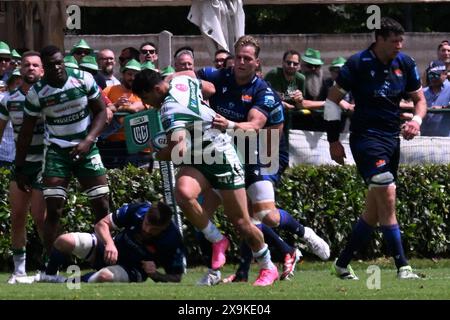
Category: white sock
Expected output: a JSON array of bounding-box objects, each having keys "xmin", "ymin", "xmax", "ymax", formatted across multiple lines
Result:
[
  {"xmin": 13, "ymin": 250, "xmax": 26, "ymax": 275},
  {"xmin": 252, "ymin": 244, "xmax": 275, "ymax": 270},
  {"xmin": 201, "ymin": 221, "xmax": 224, "ymax": 243}
]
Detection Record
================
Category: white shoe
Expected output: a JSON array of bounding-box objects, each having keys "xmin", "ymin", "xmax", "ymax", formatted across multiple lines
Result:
[
  {"xmin": 196, "ymin": 269, "xmax": 221, "ymax": 286},
  {"xmin": 35, "ymin": 272, "xmax": 67, "ymax": 283},
  {"xmin": 397, "ymin": 266, "xmax": 420, "ymax": 279},
  {"xmin": 303, "ymin": 227, "xmax": 330, "ymax": 260},
  {"xmin": 7, "ymin": 273, "xmax": 30, "ymax": 284}
]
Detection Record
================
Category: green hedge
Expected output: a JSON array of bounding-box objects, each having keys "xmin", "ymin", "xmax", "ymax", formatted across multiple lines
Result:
[{"xmin": 0, "ymin": 164, "xmax": 449, "ymax": 270}]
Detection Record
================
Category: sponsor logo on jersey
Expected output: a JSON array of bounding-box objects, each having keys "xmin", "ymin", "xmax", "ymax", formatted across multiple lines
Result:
[
  {"xmin": 241, "ymin": 94, "xmax": 252, "ymax": 103},
  {"xmin": 175, "ymin": 83, "xmax": 189, "ymax": 92},
  {"xmin": 394, "ymin": 69, "xmax": 403, "ymax": 77}
]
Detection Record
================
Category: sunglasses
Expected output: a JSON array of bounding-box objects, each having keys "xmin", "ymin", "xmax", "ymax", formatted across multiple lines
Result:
[
  {"xmin": 304, "ymin": 63, "xmax": 319, "ymax": 69},
  {"xmin": 285, "ymin": 60, "xmax": 299, "ymax": 67},
  {"xmin": 0, "ymin": 57, "xmax": 11, "ymax": 63},
  {"xmin": 428, "ymin": 72, "xmax": 442, "ymax": 80},
  {"xmin": 74, "ymin": 49, "xmax": 90, "ymax": 55},
  {"xmin": 141, "ymin": 49, "xmax": 156, "ymax": 55}
]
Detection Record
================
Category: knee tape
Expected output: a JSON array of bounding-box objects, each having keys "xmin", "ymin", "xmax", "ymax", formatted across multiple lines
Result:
[
  {"xmin": 85, "ymin": 185, "xmax": 110, "ymax": 200},
  {"xmin": 43, "ymin": 186, "xmax": 67, "ymax": 200},
  {"xmin": 72, "ymin": 232, "xmax": 97, "ymax": 259},
  {"xmin": 247, "ymin": 180, "xmax": 275, "ymax": 204},
  {"xmin": 254, "ymin": 209, "xmax": 272, "ymax": 221},
  {"xmin": 368, "ymin": 172, "xmax": 395, "ymax": 190}
]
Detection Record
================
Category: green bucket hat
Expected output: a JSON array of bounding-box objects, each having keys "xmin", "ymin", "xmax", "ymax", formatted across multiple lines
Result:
[
  {"xmin": 330, "ymin": 57, "xmax": 346, "ymax": 68},
  {"xmin": 121, "ymin": 59, "xmax": 141, "ymax": 72},
  {"xmin": 301, "ymin": 48, "xmax": 324, "ymax": 66},
  {"xmin": 160, "ymin": 65, "xmax": 175, "ymax": 77},
  {"xmin": 141, "ymin": 61, "xmax": 156, "ymax": 70},
  {"xmin": 71, "ymin": 39, "xmax": 92, "ymax": 53},
  {"xmin": 0, "ymin": 41, "xmax": 11, "ymax": 55},
  {"xmin": 64, "ymin": 55, "xmax": 79, "ymax": 69},
  {"xmin": 11, "ymin": 49, "xmax": 21, "ymax": 60},
  {"xmin": 79, "ymin": 55, "xmax": 99, "ymax": 71},
  {"xmin": 12, "ymin": 68, "xmax": 21, "ymax": 77}
]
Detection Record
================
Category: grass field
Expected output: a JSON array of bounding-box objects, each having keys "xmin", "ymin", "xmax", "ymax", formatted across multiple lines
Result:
[{"xmin": 0, "ymin": 258, "xmax": 449, "ymax": 300}]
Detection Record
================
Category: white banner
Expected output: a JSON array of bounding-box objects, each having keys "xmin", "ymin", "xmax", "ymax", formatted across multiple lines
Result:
[{"xmin": 289, "ymin": 130, "xmax": 450, "ymax": 166}]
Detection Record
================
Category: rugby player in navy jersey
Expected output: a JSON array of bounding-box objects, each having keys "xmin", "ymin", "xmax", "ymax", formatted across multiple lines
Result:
[
  {"xmin": 34, "ymin": 201, "xmax": 185, "ymax": 283},
  {"xmin": 324, "ymin": 17, "xmax": 426, "ymax": 280},
  {"xmin": 198, "ymin": 35, "xmax": 330, "ymax": 283}
]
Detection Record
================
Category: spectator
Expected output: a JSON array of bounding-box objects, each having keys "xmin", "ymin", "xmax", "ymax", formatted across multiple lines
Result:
[
  {"xmin": 174, "ymin": 47, "xmax": 195, "ymax": 72},
  {"xmin": 421, "ymin": 60, "xmax": 450, "ymax": 136},
  {"xmin": 99, "ymin": 59, "xmax": 149, "ymax": 168},
  {"xmin": 0, "ymin": 41, "xmax": 12, "ymax": 82},
  {"xmin": 6, "ymin": 68, "xmax": 23, "ymax": 92},
  {"xmin": 437, "ymin": 40, "xmax": 450, "ymax": 80},
  {"xmin": 139, "ymin": 42, "xmax": 158, "ymax": 66},
  {"xmin": 70, "ymin": 39, "xmax": 93, "ymax": 63},
  {"xmin": 9, "ymin": 49, "xmax": 21, "ymax": 73},
  {"xmin": 141, "ymin": 61, "xmax": 157, "ymax": 71},
  {"xmin": 79, "ymin": 55, "xmax": 107, "ymax": 89},
  {"xmin": 264, "ymin": 50, "xmax": 305, "ymax": 110},
  {"xmin": 160, "ymin": 66, "xmax": 175, "ymax": 79},
  {"xmin": 63, "ymin": 55, "xmax": 78, "ymax": 69},
  {"xmin": 224, "ymin": 55, "xmax": 235, "ymax": 69},
  {"xmin": 213, "ymin": 49, "xmax": 230, "ymax": 69},
  {"xmin": 119, "ymin": 47, "xmax": 139, "ymax": 70},
  {"xmin": 97, "ymin": 49, "xmax": 121, "ymax": 87}
]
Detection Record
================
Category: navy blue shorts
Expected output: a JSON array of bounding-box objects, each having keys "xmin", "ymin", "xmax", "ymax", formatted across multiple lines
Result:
[
  {"xmin": 349, "ymin": 133, "xmax": 400, "ymax": 185},
  {"xmin": 244, "ymin": 156, "xmax": 289, "ymax": 189},
  {"xmin": 93, "ymin": 242, "xmax": 148, "ymax": 283}
]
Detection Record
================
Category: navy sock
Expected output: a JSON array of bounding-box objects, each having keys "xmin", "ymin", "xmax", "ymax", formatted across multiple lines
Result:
[
  {"xmin": 259, "ymin": 223, "xmax": 294, "ymax": 256},
  {"xmin": 195, "ymin": 230, "xmax": 213, "ymax": 269},
  {"xmin": 278, "ymin": 209, "xmax": 305, "ymax": 237},
  {"xmin": 380, "ymin": 224, "xmax": 408, "ymax": 270},
  {"xmin": 45, "ymin": 248, "xmax": 67, "ymax": 275},
  {"xmin": 236, "ymin": 242, "xmax": 252, "ymax": 279},
  {"xmin": 81, "ymin": 271, "xmax": 96, "ymax": 283},
  {"xmin": 337, "ymin": 218, "xmax": 374, "ymax": 268}
]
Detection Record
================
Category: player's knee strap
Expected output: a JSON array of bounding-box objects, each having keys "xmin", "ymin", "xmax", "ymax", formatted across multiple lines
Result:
[
  {"xmin": 85, "ymin": 185, "xmax": 109, "ymax": 200},
  {"xmin": 368, "ymin": 172, "xmax": 395, "ymax": 189},
  {"xmin": 43, "ymin": 186, "xmax": 67, "ymax": 200},
  {"xmin": 247, "ymin": 180, "xmax": 275, "ymax": 203},
  {"xmin": 254, "ymin": 209, "xmax": 272, "ymax": 221},
  {"xmin": 72, "ymin": 232, "xmax": 97, "ymax": 259}
]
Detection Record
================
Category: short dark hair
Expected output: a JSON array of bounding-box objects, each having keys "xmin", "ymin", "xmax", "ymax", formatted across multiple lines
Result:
[
  {"xmin": 40, "ymin": 45, "xmax": 61, "ymax": 60},
  {"xmin": 140, "ymin": 42, "xmax": 158, "ymax": 52},
  {"xmin": 375, "ymin": 17, "xmax": 405, "ymax": 40},
  {"xmin": 21, "ymin": 51, "xmax": 41, "ymax": 61},
  {"xmin": 132, "ymin": 69, "xmax": 163, "ymax": 97},
  {"xmin": 146, "ymin": 201, "xmax": 173, "ymax": 226},
  {"xmin": 214, "ymin": 49, "xmax": 230, "ymax": 57},
  {"xmin": 282, "ymin": 50, "xmax": 300, "ymax": 62},
  {"xmin": 121, "ymin": 47, "xmax": 140, "ymax": 60},
  {"xmin": 438, "ymin": 40, "xmax": 449, "ymax": 51}
]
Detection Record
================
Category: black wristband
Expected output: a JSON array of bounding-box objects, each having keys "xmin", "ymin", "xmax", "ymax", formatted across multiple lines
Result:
[{"xmin": 326, "ymin": 120, "xmax": 342, "ymax": 143}]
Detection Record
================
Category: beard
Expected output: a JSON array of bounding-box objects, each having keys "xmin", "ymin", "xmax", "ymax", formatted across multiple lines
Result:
[
  {"xmin": 102, "ymin": 64, "xmax": 114, "ymax": 76},
  {"xmin": 304, "ymin": 69, "xmax": 323, "ymax": 100}
]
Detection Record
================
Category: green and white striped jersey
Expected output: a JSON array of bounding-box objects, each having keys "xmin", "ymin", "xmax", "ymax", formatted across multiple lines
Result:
[
  {"xmin": 25, "ymin": 68, "xmax": 101, "ymax": 148},
  {"xmin": 0, "ymin": 88, "xmax": 45, "ymax": 162},
  {"xmin": 160, "ymin": 75, "xmax": 232, "ymax": 154}
]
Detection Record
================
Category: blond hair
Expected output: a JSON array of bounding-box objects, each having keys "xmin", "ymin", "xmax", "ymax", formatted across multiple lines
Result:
[{"xmin": 234, "ymin": 35, "xmax": 260, "ymax": 58}]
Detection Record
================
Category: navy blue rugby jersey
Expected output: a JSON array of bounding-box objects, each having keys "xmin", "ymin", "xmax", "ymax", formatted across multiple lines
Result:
[{"xmin": 336, "ymin": 44, "xmax": 421, "ymax": 136}]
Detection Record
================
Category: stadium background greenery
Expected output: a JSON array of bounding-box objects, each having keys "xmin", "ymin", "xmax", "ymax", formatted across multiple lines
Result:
[{"xmin": 0, "ymin": 164, "xmax": 449, "ymax": 271}]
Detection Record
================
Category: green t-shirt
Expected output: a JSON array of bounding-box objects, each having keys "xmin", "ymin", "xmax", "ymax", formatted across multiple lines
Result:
[{"xmin": 264, "ymin": 67, "xmax": 305, "ymax": 102}]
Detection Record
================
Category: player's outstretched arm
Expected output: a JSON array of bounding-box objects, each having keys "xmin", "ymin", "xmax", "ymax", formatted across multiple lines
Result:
[{"xmin": 142, "ymin": 261, "xmax": 182, "ymax": 283}]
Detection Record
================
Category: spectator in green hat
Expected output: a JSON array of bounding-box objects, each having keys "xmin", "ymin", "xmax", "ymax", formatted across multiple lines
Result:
[
  {"xmin": 79, "ymin": 55, "xmax": 107, "ymax": 89},
  {"xmin": 0, "ymin": 41, "xmax": 11, "ymax": 82},
  {"xmin": 141, "ymin": 60, "xmax": 156, "ymax": 71},
  {"xmin": 71, "ymin": 39, "xmax": 93, "ymax": 63},
  {"xmin": 63, "ymin": 55, "xmax": 79, "ymax": 69},
  {"xmin": 325, "ymin": 57, "xmax": 354, "ymax": 115},
  {"xmin": 160, "ymin": 65, "xmax": 175, "ymax": 79},
  {"xmin": 6, "ymin": 68, "xmax": 22, "ymax": 91},
  {"xmin": 10, "ymin": 49, "xmax": 21, "ymax": 70}
]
